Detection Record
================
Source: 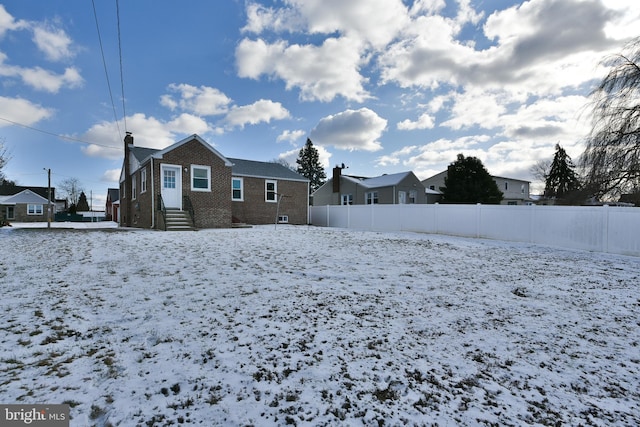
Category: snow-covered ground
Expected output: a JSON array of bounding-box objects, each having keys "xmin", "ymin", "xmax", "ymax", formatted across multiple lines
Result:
[{"xmin": 1, "ymin": 225, "xmax": 639, "ymax": 426}]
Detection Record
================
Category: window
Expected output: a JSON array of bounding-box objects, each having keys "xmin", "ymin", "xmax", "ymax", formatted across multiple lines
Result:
[
  {"xmin": 191, "ymin": 165, "xmax": 210, "ymax": 191},
  {"xmin": 521, "ymin": 184, "xmax": 525, "ymax": 194},
  {"xmin": 341, "ymin": 194, "xmax": 353, "ymax": 205},
  {"xmin": 191, "ymin": 165, "xmax": 211, "ymax": 191},
  {"xmin": 141, "ymin": 169, "xmax": 147, "ymax": 193},
  {"xmin": 508, "ymin": 201, "xmax": 517, "ymax": 205},
  {"xmin": 409, "ymin": 190, "xmax": 417, "ymax": 204},
  {"xmin": 365, "ymin": 191, "xmax": 379, "ymax": 204},
  {"xmin": 163, "ymin": 169, "xmax": 176, "ymax": 189},
  {"xmin": 429, "ymin": 185, "xmax": 435, "ymax": 190},
  {"xmin": 132, "ymin": 175, "xmax": 137, "ymax": 200},
  {"xmin": 27, "ymin": 204, "xmax": 43, "ymax": 215},
  {"xmin": 504, "ymin": 182, "xmax": 508, "ymax": 191},
  {"xmin": 265, "ymin": 180, "xmax": 277, "ymax": 202},
  {"xmin": 6, "ymin": 206, "xmax": 14, "ymax": 220},
  {"xmin": 232, "ymin": 177, "xmax": 244, "ymax": 201},
  {"xmin": 278, "ymin": 215, "xmax": 289, "ymax": 223}
]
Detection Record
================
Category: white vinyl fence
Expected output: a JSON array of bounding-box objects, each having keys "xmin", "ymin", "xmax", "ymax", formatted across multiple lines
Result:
[{"xmin": 310, "ymin": 204, "xmax": 640, "ymax": 257}]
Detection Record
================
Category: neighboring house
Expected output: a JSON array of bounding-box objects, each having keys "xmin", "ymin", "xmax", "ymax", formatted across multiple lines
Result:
[
  {"xmin": 119, "ymin": 133, "xmax": 309, "ymax": 229},
  {"xmin": 421, "ymin": 171, "xmax": 531, "ymax": 205},
  {"xmin": 105, "ymin": 188, "xmax": 120, "ymax": 221},
  {"xmin": 0, "ymin": 189, "xmax": 55, "ymax": 222},
  {"xmin": 312, "ymin": 166, "xmax": 427, "ymax": 205}
]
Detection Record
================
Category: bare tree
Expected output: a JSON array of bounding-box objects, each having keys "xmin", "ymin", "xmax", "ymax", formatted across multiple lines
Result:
[
  {"xmin": 0, "ymin": 137, "xmax": 10, "ymax": 182},
  {"xmin": 581, "ymin": 38, "xmax": 640, "ymax": 200},
  {"xmin": 529, "ymin": 158, "xmax": 551, "ymax": 191},
  {"xmin": 58, "ymin": 177, "xmax": 84, "ymax": 207}
]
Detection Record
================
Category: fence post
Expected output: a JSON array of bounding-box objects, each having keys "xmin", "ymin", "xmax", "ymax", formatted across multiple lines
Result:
[
  {"xmin": 602, "ymin": 205, "xmax": 609, "ymax": 253},
  {"xmin": 476, "ymin": 203, "xmax": 481, "ymax": 238}
]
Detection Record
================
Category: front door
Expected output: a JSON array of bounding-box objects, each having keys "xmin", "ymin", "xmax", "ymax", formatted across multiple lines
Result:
[{"xmin": 161, "ymin": 164, "xmax": 182, "ymax": 209}]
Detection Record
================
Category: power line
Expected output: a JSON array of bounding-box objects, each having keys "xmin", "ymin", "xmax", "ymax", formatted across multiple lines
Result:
[
  {"xmin": 116, "ymin": 0, "xmax": 127, "ymax": 133},
  {"xmin": 91, "ymin": 0, "xmax": 123, "ymax": 142},
  {"xmin": 0, "ymin": 116, "xmax": 121, "ymax": 151}
]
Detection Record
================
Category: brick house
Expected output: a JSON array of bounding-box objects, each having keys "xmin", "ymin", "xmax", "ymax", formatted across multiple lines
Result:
[
  {"xmin": 0, "ymin": 189, "xmax": 55, "ymax": 222},
  {"xmin": 119, "ymin": 133, "xmax": 309, "ymax": 229},
  {"xmin": 105, "ymin": 188, "xmax": 119, "ymax": 222},
  {"xmin": 312, "ymin": 166, "xmax": 427, "ymax": 205}
]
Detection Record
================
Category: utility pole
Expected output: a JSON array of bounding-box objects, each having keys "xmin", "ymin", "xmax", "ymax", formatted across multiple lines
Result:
[{"xmin": 45, "ymin": 168, "xmax": 51, "ymax": 228}]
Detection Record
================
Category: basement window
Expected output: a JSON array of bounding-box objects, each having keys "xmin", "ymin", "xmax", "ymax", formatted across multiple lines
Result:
[{"xmin": 278, "ymin": 215, "xmax": 289, "ymax": 223}]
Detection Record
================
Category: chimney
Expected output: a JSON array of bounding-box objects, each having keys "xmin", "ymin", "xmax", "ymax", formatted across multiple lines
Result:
[
  {"xmin": 332, "ymin": 165, "xmax": 342, "ymax": 193},
  {"xmin": 123, "ymin": 132, "xmax": 133, "ymax": 227}
]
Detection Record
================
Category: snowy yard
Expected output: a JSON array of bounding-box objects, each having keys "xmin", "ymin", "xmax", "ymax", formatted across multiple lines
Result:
[{"xmin": 1, "ymin": 225, "xmax": 639, "ymax": 426}]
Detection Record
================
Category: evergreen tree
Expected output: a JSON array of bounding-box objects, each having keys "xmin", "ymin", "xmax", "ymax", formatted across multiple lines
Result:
[
  {"xmin": 441, "ymin": 154, "xmax": 503, "ymax": 204},
  {"xmin": 296, "ymin": 138, "xmax": 326, "ymax": 194},
  {"xmin": 545, "ymin": 144, "xmax": 581, "ymax": 199},
  {"xmin": 76, "ymin": 191, "xmax": 90, "ymax": 211}
]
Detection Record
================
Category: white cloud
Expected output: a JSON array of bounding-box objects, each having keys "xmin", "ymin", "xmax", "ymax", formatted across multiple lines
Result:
[
  {"xmin": 160, "ymin": 84, "xmax": 232, "ymax": 116},
  {"xmin": 236, "ymin": 36, "xmax": 370, "ymax": 102},
  {"xmin": 79, "ymin": 113, "xmax": 214, "ymax": 159},
  {"xmin": 242, "ymin": 3, "xmax": 304, "ymax": 34},
  {"xmin": 277, "ymin": 129, "xmax": 306, "ymax": 144},
  {"xmin": 0, "ymin": 96, "xmax": 52, "ymax": 127},
  {"xmin": 310, "ymin": 108, "xmax": 387, "ymax": 152},
  {"xmin": 279, "ymin": 144, "xmax": 332, "ymax": 169},
  {"xmin": 397, "ymin": 112, "xmax": 435, "ymax": 130},
  {"xmin": 243, "ymin": 0, "xmax": 409, "ymax": 49},
  {"xmin": 32, "ymin": 24, "xmax": 74, "ymax": 61},
  {"xmin": 20, "ymin": 66, "xmax": 83, "ymax": 93},
  {"xmin": 225, "ymin": 99, "xmax": 290, "ymax": 128},
  {"xmin": 0, "ymin": 5, "xmax": 27, "ymax": 37},
  {"xmin": 101, "ymin": 169, "xmax": 121, "ymax": 183}
]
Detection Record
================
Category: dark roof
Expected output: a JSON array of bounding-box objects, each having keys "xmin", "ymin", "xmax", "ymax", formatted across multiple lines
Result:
[
  {"xmin": 228, "ymin": 158, "xmax": 308, "ymax": 182},
  {"xmin": 0, "ymin": 184, "xmax": 54, "ymax": 199},
  {"xmin": 107, "ymin": 188, "xmax": 120, "ymax": 201},
  {"xmin": 130, "ymin": 146, "xmax": 159, "ymax": 163}
]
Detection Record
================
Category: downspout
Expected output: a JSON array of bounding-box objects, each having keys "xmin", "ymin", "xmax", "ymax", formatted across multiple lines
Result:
[
  {"xmin": 151, "ymin": 157, "xmax": 155, "ymax": 229},
  {"xmin": 307, "ymin": 180, "xmax": 310, "ymax": 224}
]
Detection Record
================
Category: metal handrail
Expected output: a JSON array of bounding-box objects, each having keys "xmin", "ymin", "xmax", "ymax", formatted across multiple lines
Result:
[
  {"xmin": 183, "ymin": 195, "xmax": 195, "ymax": 228},
  {"xmin": 157, "ymin": 194, "xmax": 167, "ymax": 231}
]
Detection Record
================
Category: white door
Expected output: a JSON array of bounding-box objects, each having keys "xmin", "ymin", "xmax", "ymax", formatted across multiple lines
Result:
[
  {"xmin": 161, "ymin": 165, "xmax": 182, "ymax": 208},
  {"xmin": 398, "ymin": 191, "xmax": 407, "ymax": 204}
]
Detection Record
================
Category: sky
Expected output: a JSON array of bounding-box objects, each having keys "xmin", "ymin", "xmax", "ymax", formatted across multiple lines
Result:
[{"xmin": 1, "ymin": 0, "xmax": 639, "ymax": 208}]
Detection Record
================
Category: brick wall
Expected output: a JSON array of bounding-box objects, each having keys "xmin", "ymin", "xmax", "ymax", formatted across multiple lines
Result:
[
  {"xmin": 153, "ymin": 138, "xmax": 232, "ymax": 228},
  {"xmin": 232, "ymin": 177, "xmax": 308, "ymax": 225}
]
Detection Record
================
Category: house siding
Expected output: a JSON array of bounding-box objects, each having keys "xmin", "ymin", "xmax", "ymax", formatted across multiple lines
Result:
[
  {"xmin": 232, "ymin": 177, "xmax": 308, "ymax": 225},
  {"xmin": 6, "ymin": 204, "xmax": 47, "ymax": 222}
]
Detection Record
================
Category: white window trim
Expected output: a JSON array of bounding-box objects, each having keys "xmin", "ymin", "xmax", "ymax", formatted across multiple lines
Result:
[
  {"xmin": 232, "ymin": 177, "xmax": 244, "ymax": 201},
  {"xmin": 141, "ymin": 168, "xmax": 147, "ymax": 194},
  {"xmin": 341, "ymin": 194, "xmax": 353, "ymax": 205},
  {"xmin": 132, "ymin": 175, "xmax": 137, "ymax": 200},
  {"xmin": 278, "ymin": 215, "xmax": 289, "ymax": 223},
  {"xmin": 265, "ymin": 180, "xmax": 277, "ymax": 203},
  {"xmin": 27, "ymin": 204, "xmax": 43, "ymax": 215},
  {"xmin": 365, "ymin": 191, "xmax": 378, "ymax": 205},
  {"xmin": 191, "ymin": 165, "xmax": 211, "ymax": 192}
]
